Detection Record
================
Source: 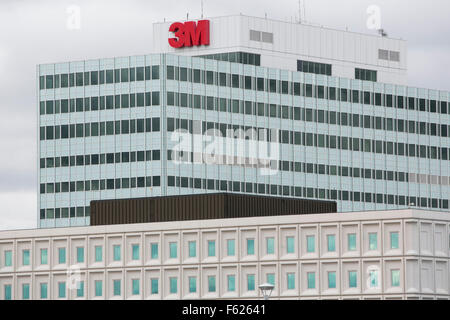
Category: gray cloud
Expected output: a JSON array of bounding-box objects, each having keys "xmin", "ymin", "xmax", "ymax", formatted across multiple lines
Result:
[{"xmin": 0, "ymin": 0, "xmax": 449, "ymax": 229}]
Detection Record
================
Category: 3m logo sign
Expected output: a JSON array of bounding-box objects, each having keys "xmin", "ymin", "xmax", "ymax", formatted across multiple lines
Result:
[{"xmin": 168, "ymin": 20, "xmax": 210, "ymax": 48}]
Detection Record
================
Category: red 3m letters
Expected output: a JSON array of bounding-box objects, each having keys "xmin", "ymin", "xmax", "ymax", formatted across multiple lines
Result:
[{"xmin": 168, "ymin": 20, "xmax": 210, "ymax": 48}]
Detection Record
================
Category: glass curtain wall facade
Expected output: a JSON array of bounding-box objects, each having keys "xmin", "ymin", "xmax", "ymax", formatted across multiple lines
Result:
[{"xmin": 38, "ymin": 53, "xmax": 450, "ymax": 228}]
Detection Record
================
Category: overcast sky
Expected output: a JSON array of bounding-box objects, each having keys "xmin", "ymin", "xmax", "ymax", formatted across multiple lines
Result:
[{"xmin": 0, "ymin": 0, "xmax": 449, "ymax": 230}]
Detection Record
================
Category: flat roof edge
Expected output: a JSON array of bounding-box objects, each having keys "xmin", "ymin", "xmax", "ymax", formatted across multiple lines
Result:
[{"xmin": 1, "ymin": 209, "xmax": 449, "ymax": 239}]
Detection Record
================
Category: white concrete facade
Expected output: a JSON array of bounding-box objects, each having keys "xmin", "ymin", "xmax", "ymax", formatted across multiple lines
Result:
[
  {"xmin": 153, "ymin": 15, "xmax": 408, "ymax": 84},
  {"xmin": 1, "ymin": 209, "xmax": 449, "ymax": 300}
]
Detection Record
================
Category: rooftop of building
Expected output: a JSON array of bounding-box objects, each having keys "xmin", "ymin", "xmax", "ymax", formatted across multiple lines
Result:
[
  {"xmin": 154, "ymin": 14, "xmax": 405, "ymax": 42},
  {"xmin": 36, "ymin": 51, "xmax": 450, "ymax": 96},
  {"xmin": 89, "ymin": 193, "xmax": 337, "ymax": 226},
  {"xmin": 1, "ymin": 208, "xmax": 449, "ymax": 237}
]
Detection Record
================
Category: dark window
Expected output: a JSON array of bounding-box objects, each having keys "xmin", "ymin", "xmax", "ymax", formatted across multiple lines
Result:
[
  {"xmin": 136, "ymin": 67, "xmax": 144, "ymax": 81},
  {"xmin": 298, "ymin": 60, "xmax": 332, "ymax": 76},
  {"xmin": 355, "ymin": 68, "xmax": 377, "ymax": 82}
]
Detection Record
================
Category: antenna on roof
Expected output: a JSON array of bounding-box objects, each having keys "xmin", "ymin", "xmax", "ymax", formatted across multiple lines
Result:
[
  {"xmin": 298, "ymin": 0, "xmax": 302, "ymax": 24},
  {"xmin": 187, "ymin": 13, "xmax": 189, "ymax": 20},
  {"xmin": 201, "ymin": 0, "xmax": 204, "ymax": 18},
  {"xmin": 378, "ymin": 28, "xmax": 388, "ymax": 37},
  {"xmin": 265, "ymin": 13, "xmax": 267, "ymax": 19},
  {"xmin": 295, "ymin": 0, "xmax": 309, "ymax": 24}
]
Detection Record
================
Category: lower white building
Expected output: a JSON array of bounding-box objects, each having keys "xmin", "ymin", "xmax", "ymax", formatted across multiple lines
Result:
[{"xmin": 0, "ymin": 208, "xmax": 449, "ymax": 300}]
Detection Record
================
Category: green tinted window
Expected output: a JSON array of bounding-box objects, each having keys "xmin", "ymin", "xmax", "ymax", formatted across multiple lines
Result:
[
  {"xmin": 208, "ymin": 241, "xmax": 216, "ymax": 257},
  {"xmin": 247, "ymin": 274, "xmax": 255, "ymax": 291},
  {"xmin": 390, "ymin": 232, "xmax": 399, "ymax": 249},
  {"xmin": 267, "ymin": 273, "xmax": 275, "ymax": 286},
  {"xmin": 4, "ymin": 285, "xmax": 12, "ymax": 300},
  {"xmin": 40, "ymin": 249, "xmax": 48, "ymax": 265},
  {"xmin": 113, "ymin": 280, "xmax": 121, "ymax": 296},
  {"xmin": 348, "ymin": 234, "xmax": 357, "ymax": 251},
  {"xmin": 188, "ymin": 241, "xmax": 196, "ymax": 258},
  {"xmin": 151, "ymin": 243, "xmax": 158, "ymax": 259},
  {"xmin": 77, "ymin": 281, "xmax": 84, "ymax": 297},
  {"xmin": 95, "ymin": 280, "xmax": 102, "ymax": 297},
  {"xmin": 169, "ymin": 242, "xmax": 177, "ymax": 259},
  {"xmin": 40, "ymin": 283, "xmax": 48, "ymax": 299},
  {"xmin": 349, "ymin": 271, "xmax": 357, "ymax": 288},
  {"xmin": 132, "ymin": 244, "xmax": 140, "ymax": 260},
  {"xmin": 95, "ymin": 246, "xmax": 103, "ymax": 262},
  {"xmin": 247, "ymin": 239, "xmax": 255, "ymax": 255},
  {"xmin": 328, "ymin": 272, "xmax": 336, "ymax": 289},
  {"xmin": 327, "ymin": 235, "xmax": 336, "ymax": 252},
  {"xmin": 22, "ymin": 250, "xmax": 30, "ymax": 266},
  {"xmin": 266, "ymin": 237, "xmax": 275, "ymax": 254},
  {"xmin": 132, "ymin": 279, "xmax": 140, "ymax": 295},
  {"xmin": 151, "ymin": 279, "xmax": 158, "ymax": 294},
  {"xmin": 287, "ymin": 273, "xmax": 295, "ymax": 290},
  {"xmin": 369, "ymin": 270, "xmax": 378, "ymax": 288},
  {"xmin": 208, "ymin": 276, "xmax": 216, "ymax": 292},
  {"xmin": 5, "ymin": 250, "xmax": 12, "ymax": 267},
  {"xmin": 369, "ymin": 233, "xmax": 378, "ymax": 250},
  {"xmin": 77, "ymin": 247, "xmax": 84, "ymax": 263},
  {"xmin": 286, "ymin": 237, "xmax": 295, "ymax": 254},
  {"xmin": 22, "ymin": 284, "xmax": 30, "ymax": 300},
  {"xmin": 58, "ymin": 282, "xmax": 66, "ymax": 298},
  {"xmin": 227, "ymin": 275, "xmax": 235, "ymax": 292},
  {"xmin": 391, "ymin": 270, "xmax": 400, "ymax": 287},
  {"xmin": 58, "ymin": 248, "xmax": 66, "ymax": 264},
  {"xmin": 189, "ymin": 277, "xmax": 196, "ymax": 293},
  {"xmin": 306, "ymin": 236, "xmax": 315, "ymax": 253},
  {"xmin": 169, "ymin": 277, "xmax": 177, "ymax": 294},
  {"xmin": 227, "ymin": 239, "xmax": 235, "ymax": 256},
  {"xmin": 307, "ymin": 272, "xmax": 315, "ymax": 289},
  {"xmin": 113, "ymin": 245, "xmax": 121, "ymax": 261}
]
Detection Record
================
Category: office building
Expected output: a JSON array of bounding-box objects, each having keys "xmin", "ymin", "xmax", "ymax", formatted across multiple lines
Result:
[
  {"xmin": 1, "ymin": 207, "xmax": 449, "ymax": 300},
  {"xmin": 37, "ymin": 15, "xmax": 449, "ymax": 230}
]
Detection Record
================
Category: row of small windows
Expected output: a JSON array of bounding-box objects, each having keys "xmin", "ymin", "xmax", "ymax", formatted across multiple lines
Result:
[
  {"xmin": 1, "ymin": 233, "xmax": 402, "ymax": 299},
  {"xmin": 260, "ymin": 232, "xmax": 398, "ymax": 255},
  {"xmin": 274, "ymin": 159, "xmax": 449, "ymax": 186},
  {"xmin": 39, "ymin": 207, "xmax": 90, "ymax": 219},
  {"xmin": 167, "ymin": 176, "xmax": 449, "ymax": 209},
  {"xmin": 166, "ymin": 94, "xmax": 449, "ymax": 138},
  {"xmin": 1, "ymin": 240, "xmax": 230, "ymax": 267},
  {"xmin": 168, "ymin": 66, "xmax": 450, "ymax": 115},
  {"xmin": 355, "ymin": 68, "xmax": 377, "ymax": 82},
  {"xmin": 2, "ymin": 243, "xmax": 147, "ymax": 267},
  {"xmin": 40, "ymin": 65, "xmax": 450, "ymax": 116},
  {"xmin": 40, "ymin": 147, "xmax": 450, "ymax": 186},
  {"xmin": 39, "ymin": 92, "xmax": 160, "ymax": 115},
  {"xmin": 39, "ymin": 117, "xmax": 160, "ymax": 141},
  {"xmin": 40, "ymin": 150, "xmax": 161, "ymax": 169},
  {"xmin": 0, "ymin": 232, "xmax": 399, "ymax": 269},
  {"xmin": 2, "ymin": 268, "xmax": 400, "ymax": 299},
  {"xmin": 171, "ymin": 150, "xmax": 450, "ymax": 188},
  {"xmin": 297, "ymin": 60, "xmax": 332, "ymax": 76},
  {"xmin": 39, "ymin": 173, "xmax": 449, "ymax": 220},
  {"xmin": 195, "ymin": 52, "xmax": 261, "ymax": 66},
  {"xmin": 39, "ymin": 91, "xmax": 449, "ymax": 139},
  {"xmin": 167, "ymin": 118, "xmax": 450, "ymax": 161},
  {"xmin": 39, "ymin": 175, "xmax": 161, "ymax": 195},
  {"xmin": 3, "ymin": 280, "xmax": 125, "ymax": 299},
  {"xmin": 39, "ymin": 66, "xmax": 160, "ymax": 90},
  {"xmin": 2, "ymin": 268, "xmax": 401, "ymax": 300}
]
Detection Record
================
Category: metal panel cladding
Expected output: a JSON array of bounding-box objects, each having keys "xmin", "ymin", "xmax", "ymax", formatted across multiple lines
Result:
[{"xmin": 90, "ymin": 193, "xmax": 337, "ymax": 226}]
